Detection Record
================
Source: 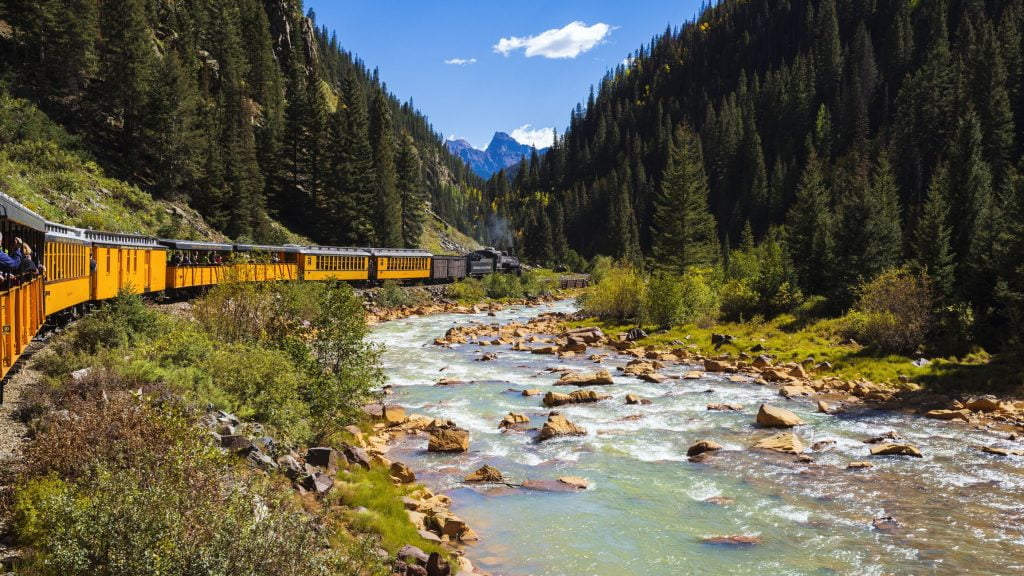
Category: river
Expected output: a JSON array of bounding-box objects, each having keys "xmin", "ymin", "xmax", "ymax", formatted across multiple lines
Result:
[{"xmin": 369, "ymin": 300, "xmax": 1024, "ymax": 576}]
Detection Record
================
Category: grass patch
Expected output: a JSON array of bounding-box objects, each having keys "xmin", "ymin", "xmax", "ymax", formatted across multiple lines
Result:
[
  {"xmin": 567, "ymin": 313, "xmax": 1010, "ymax": 390},
  {"xmin": 332, "ymin": 467, "xmax": 445, "ymax": 556}
]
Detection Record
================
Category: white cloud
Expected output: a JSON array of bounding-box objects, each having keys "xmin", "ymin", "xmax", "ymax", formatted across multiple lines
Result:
[
  {"xmin": 510, "ymin": 124, "xmax": 555, "ymax": 149},
  {"xmin": 494, "ymin": 21, "xmax": 612, "ymax": 59},
  {"xmin": 444, "ymin": 58, "xmax": 477, "ymax": 65}
]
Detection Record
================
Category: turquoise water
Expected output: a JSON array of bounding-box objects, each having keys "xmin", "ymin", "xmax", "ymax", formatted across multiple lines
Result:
[{"xmin": 369, "ymin": 302, "xmax": 1024, "ymax": 575}]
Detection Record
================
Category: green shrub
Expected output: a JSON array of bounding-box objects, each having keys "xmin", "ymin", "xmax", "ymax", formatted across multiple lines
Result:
[
  {"xmin": 579, "ymin": 265, "xmax": 645, "ymax": 322},
  {"xmin": 485, "ymin": 272, "xmax": 523, "ymax": 299},
  {"xmin": 377, "ymin": 281, "xmax": 412, "ymax": 309},
  {"xmin": 719, "ymin": 279, "xmax": 759, "ymax": 322},
  {"xmin": 203, "ymin": 344, "xmax": 311, "ymax": 440},
  {"xmin": 521, "ymin": 269, "xmax": 558, "ymax": 297},
  {"xmin": 676, "ymin": 267, "xmax": 721, "ymax": 327},
  {"xmin": 588, "ymin": 255, "xmax": 615, "ymax": 284},
  {"xmin": 447, "ymin": 277, "xmax": 486, "ymax": 302},
  {"xmin": 643, "ymin": 272, "xmax": 685, "ymax": 329},
  {"xmin": 846, "ymin": 268, "xmax": 933, "ymax": 354},
  {"xmin": 71, "ymin": 291, "xmax": 164, "ymax": 354}
]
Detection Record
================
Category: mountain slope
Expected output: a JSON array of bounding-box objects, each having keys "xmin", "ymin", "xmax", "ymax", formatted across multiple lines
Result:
[
  {"xmin": 0, "ymin": 0, "xmax": 484, "ymax": 247},
  {"xmin": 446, "ymin": 132, "xmax": 547, "ymax": 178}
]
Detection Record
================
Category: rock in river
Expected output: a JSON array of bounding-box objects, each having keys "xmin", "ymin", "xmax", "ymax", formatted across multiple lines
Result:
[
  {"xmin": 869, "ymin": 443, "xmax": 923, "ymax": 457},
  {"xmin": 465, "ymin": 465, "xmax": 504, "ymax": 483},
  {"xmin": 538, "ymin": 412, "xmax": 587, "ymax": 441},
  {"xmin": 543, "ymin": 389, "xmax": 609, "ymax": 407},
  {"xmin": 555, "ymin": 369, "xmax": 614, "ymax": 386},
  {"xmin": 687, "ymin": 440, "xmax": 723, "ymax": 458},
  {"xmin": 751, "ymin": 432, "xmax": 805, "ymax": 454},
  {"xmin": 428, "ymin": 427, "xmax": 470, "ymax": 453},
  {"xmin": 756, "ymin": 404, "xmax": 804, "ymax": 427}
]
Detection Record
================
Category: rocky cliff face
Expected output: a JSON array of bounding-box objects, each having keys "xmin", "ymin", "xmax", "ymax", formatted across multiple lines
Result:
[
  {"xmin": 263, "ymin": 0, "xmax": 318, "ymax": 76},
  {"xmin": 446, "ymin": 132, "xmax": 547, "ymax": 178}
]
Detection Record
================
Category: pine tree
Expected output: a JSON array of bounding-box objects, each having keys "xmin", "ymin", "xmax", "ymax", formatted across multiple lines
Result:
[
  {"xmin": 786, "ymin": 149, "xmax": 833, "ymax": 296},
  {"xmin": 947, "ymin": 111, "xmax": 996, "ymax": 303},
  {"xmin": 912, "ymin": 164, "xmax": 955, "ymax": 301},
  {"xmin": 327, "ymin": 70, "xmax": 378, "ymax": 245},
  {"xmin": 396, "ymin": 133, "xmax": 426, "ymax": 248},
  {"xmin": 369, "ymin": 91, "xmax": 403, "ymax": 247},
  {"xmin": 143, "ymin": 50, "xmax": 201, "ymax": 198},
  {"xmin": 651, "ymin": 125, "xmax": 719, "ymax": 273}
]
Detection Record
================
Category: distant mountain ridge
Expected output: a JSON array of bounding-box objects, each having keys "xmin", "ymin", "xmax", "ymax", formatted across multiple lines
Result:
[{"xmin": 446, "ymin": 132, "xmax": 548, "ymax": 178}]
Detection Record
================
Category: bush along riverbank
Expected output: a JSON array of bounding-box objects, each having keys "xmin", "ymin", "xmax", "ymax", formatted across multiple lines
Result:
[
  {"xmin": 0, "ymin": 283, "xmax": 481, "ymax": 576},
  {"xmin": 362, "ymin": 269, "xmax": 581, "ymax": 325}
]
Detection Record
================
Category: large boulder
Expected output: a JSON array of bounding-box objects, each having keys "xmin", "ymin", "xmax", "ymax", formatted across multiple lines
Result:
[
  {"xmin": 703, "ymin": 359, "xmax": 735, "ymax": 373},
  {"xmin": 543, "ymin": 389, "xmax": 609, "ymax": 407},
  {"xmin": 538, "ymin": 412, "xmax": 586, "ymax": 441},
  {"xmin": 869, "ymin": 443, "xmax": 923, "ymax": 457},
  {"xmin": 428, "ymin": 427, "xmax": 470, "ymax": 453},
  {"xmin": 465, "ymin": 465, "xmax": 504, "ymax": 483},
  {"xmin": 762, "ymin": 369, "xmax": 796, "ymax": 383},
  {"xmin": 965, "ymin": 396, "xmax": 1004, "ymax": 413},
  {"xmin": 756, "ymin": 404, "xmax": 804, "ymax": 427},
  {"xmin": 751, "ymin": 432, "xmax": 805, "ymax": 454},
  {"xmin": 305, "ymin": 447, "xmax": 339, "ymax": 472},
  {"xmin": 555, "ymin": 369, "xmax": 614, "ymax": 386},
  {"xmin": 780, "ymin": 384, "xmax": 815, "ymax": 398},
  {"xmin": 342, "ymin": 445, "xmax": 372, "ymax": 470},
  {"xmin": 640, "ymin": 372, "xmax": 671, "ymax": 383}
]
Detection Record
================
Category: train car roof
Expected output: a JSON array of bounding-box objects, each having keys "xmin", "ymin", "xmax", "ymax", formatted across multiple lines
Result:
[
  {"xmin": 297, "ymin": 246, "xmax": 372, "ymax": 256},
  {"xmin": 369, "ymin": 248, "xmax": 433, "ymax": 258},
  {"xmin": 87, "ymin": 230, "xmax": 166, "ymax": 249},
  {"xmin": 234, "ymin": 243, "xmax": 300, "ymax": 254},
  {"xmin": 158, "ymin": 239, "xmax": 233, "ymax": 251},
  {"xmin": 0, "ymin": 191, "xmax": 47, "ymax": 231},
  {"xmin": 45, "ymin": 221, "xmax": 91, "ymax": 245}
]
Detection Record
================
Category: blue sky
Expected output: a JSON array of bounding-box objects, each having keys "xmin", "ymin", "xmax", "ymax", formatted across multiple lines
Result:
[{"xmin": 305, "ymin": 0, "xmax": 704, "ymax": 150}]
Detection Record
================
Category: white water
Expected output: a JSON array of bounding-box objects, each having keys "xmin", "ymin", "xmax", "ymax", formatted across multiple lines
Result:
[{"xmin": 370, "ymin": 301, "xmax": 1024, "ymax": 575}]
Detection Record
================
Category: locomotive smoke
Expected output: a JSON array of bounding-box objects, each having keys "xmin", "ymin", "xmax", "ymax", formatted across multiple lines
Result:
[{"xmin": 484, "ymin": 214, "xmax": 513, "ymax": 251}]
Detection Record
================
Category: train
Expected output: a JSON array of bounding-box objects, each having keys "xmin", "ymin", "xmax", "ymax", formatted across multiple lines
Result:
[{"xmin": 0, "ymin": 191, "xmax": 520, "ymax": 391}]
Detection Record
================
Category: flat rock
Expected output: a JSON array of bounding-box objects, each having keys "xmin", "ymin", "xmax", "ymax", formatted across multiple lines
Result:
[
  {"xmin": 847, "ymin": 461, "xmax": 874, "ymax": 469},
  {"xmin": 555, "ymin": 369, "xmax": 614, "ymax": 386},
  {"xmin": 640, "ymin": 372, "xmax": 670, "ymax": 383},
  {"xmin": 683, "ymin": 371, "xmax": 704, "ymax": 379},
  {"xmin": 701, "ymin": 535, "xmax": 760, "ymax": 546},
  {"xmin": 780, "ymin": 384, "xmax": 815, "ymax": 398},
  {"xmin": 557, "ymin": 476, "xmax": 590, "ymax": 489},
  {"xmin": 756, "ymin": 404, "xmax": 803, "ymax": 427},
  {"xmin": 499, "ymin": 412, "xmax": 530, "ymax": 430},
  {"xmin": 521, "ymin": 389, "xmax": 542, "ymax": 396},
  {"xmin": 707, "ymin": 403, "xmax": 743, "ymax": 411},
  {"xmin": 869, "ymin": 443, "xmax": 923, "ymax": 457},
  {"xmin": 751, "ymin": 432, "xmax": 804, "ymax": 454},
  {"xmin": 981, "ymin": 445, "xmax": 1024, "ymax": 456},
  {"xmin": 925, "ymin": 409, "xmax": 971, "ymax": 421}
]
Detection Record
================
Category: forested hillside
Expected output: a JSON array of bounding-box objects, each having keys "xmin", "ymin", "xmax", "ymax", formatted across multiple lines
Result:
[
  {"xmin": 490, "ymin": 0, "xmax": 1024, "ymax": 356},
  {"xmin": 0, "ymin": 0, "xmax": 486, "ymax": 246}
]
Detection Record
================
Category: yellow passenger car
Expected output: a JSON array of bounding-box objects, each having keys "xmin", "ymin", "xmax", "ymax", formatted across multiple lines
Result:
[
  {"xmin": 298, "ymin": 247, "xmax": 371, "ymax": 281},
  {"xmin": 87, "ymin": 231, "xmax": 167, "ymax": 300},
  {"xmin": 0, "ymin": 192, "xmax": 46, "ymax": 387},
  {"xmin": 371, "ymin": 249, "xmax": 432, "ymax": 281},
  {"xmin": 43, "ymin": 222, "xmax": 92, "ymax": 316},
  {"xmin": 232, "ymin": 244, "xmax": 299, "ymax": 282},
  {"xmin": 160, "ymin": 240, "xmax": 233, "ymax": 290}
]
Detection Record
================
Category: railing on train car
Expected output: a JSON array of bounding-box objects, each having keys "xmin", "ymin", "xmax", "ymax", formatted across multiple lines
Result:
[{"xmin": 559, "ymin": 275, "xmax": 591, "ymax": 289}]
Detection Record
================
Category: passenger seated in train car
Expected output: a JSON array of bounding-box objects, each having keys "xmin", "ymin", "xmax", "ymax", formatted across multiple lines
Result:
[
  {"xmin": 0, "ymin": 233, "xmax": 24, "ymax": 274},
  {"xmin": 214, "ymin": 253, "xmax": 224, "ymax": 265},
  {"xmin": 271, "ymin": 253, "xmax": 280, "ymax": 263},
  {"xmin": 19, "ymin": 242, "xmax": 41, "ymax": 277},
  {"xmin": 170, "ymin": 251, "xmax": 183, "ymax": 265}
]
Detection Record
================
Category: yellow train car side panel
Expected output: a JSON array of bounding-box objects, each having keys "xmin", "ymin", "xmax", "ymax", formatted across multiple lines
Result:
[
  {"xmin": 376, "ymin": 256, "xmax": 431, "ymax": 280},
  {"xmin": 1, "ymin": 278, "xmax": 44, "ymax": 381},
  {"xmin": 44, "ymin": 277, "xmax": 91, "ymax": 316},
  {"xmin": 301, "ymin": 255, "xmax": 370, "ymax": 281},
  {"xmin": 148, "ymin": 249, "xmax": 167, "ymax": 293},
  {"xmin": 92, "ymin": 246, "xmax": 122, "ymax": 300}
]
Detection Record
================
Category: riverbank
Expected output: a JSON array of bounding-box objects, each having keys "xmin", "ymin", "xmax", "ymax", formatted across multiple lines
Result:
[
  {"xmin": 434, "ymin": 310, "xmax": 1024, "ymax": 435},
  {"xmin": 372, "ymin": 300, "xmax": 1024, "ymax": 574}
]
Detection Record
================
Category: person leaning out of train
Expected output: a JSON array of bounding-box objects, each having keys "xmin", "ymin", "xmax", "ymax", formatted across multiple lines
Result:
[
  {"xmin": 19, "ymin": 242, "xmax": 42, "ymax": 277},
  {"xmin": 0, "ymin": 233, "xmax": 24, "ymax": 275}
]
